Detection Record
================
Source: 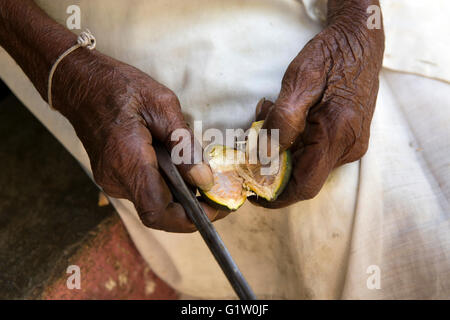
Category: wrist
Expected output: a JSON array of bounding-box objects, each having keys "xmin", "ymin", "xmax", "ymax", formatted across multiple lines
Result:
[
  {"xmin": 326, "ymin": 0, "xmax": 384, "ymax": 58},
  {"xmin": 327, "ymin": 0, "xmax": 381, "ymax": 27},
  {"xmin": 50, "ymin": 47, "xmax": 104, "ymax": 116},
  {"xmin": 0, "ymin": 0, "xmax": 78, "ymax": 99}
]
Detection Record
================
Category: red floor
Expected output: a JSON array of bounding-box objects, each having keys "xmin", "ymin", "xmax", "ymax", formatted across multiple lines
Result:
[{"xmin": 41, "ymin": 216, "xmax": 178, "ymax": 300}]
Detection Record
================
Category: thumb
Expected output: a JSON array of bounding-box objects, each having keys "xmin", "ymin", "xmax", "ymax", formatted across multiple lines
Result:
[
  {"xmin": 255, "ymin": 97, "xmax": 275, "ymax": 121},
  {"xmin": 167, "ymin": 125, "xmax": 214, "ymax": 191},
  {"xmin": 144, "ymin": 91, "xmax": 213, "ymax": 191},
  {"xmin": 262, "ymin": 40, "xmax": 329, "ymax": 152}
]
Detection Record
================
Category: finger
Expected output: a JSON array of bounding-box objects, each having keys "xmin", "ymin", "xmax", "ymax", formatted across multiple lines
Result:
[
  {"xmin": 197, "ymin": 197, "xmax": 231, "ymax": 222},
  {"xmin": 255, "ymin": 98, "xmax": 274, "ymax": 121},
  {"xmin": 116, "ymin": 125, "xmax": 198, "ymax": 232},
  {"xmin": 263, "ymin": 40, "xmax": 329, "ymax": 152},
  {"xmin": 213, "ymin": 209, "xmax": 232, "ymax": 221},
  {"xmin": 201, "ymin": 204, "xmax": 230, "ymax": 222},
  {"xmin": 250, "ymin": 141, "xmax": 331, "ymax": 209},
  {"xmin": 250, "ymin": 103, "xmax": 336, "ymax": 209},
  {"xmin": 131, "ymin": 159, "xmax": 200, "ymax": 233},
  {"xmin": 143, "ymin": 89, "xmax": 214, "ymax": 191},
  {"xmin": 163, "ymin": 118, "xmax": 212, "ymax": 191},
  {"xmin": 137, "ymin": 169, "xmax": 227, "ymax": 232}
]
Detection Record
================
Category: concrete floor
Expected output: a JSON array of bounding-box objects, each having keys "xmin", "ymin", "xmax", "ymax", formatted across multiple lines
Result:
[{"xmin": 0, "ymin": 86, "xmax": 176, "ymax": 299}]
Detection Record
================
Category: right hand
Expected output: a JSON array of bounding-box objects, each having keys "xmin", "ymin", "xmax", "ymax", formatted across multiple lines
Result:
[
  {"xmin": 252, "ymin": 0, "xmax": 384, "ymax": 208},
  {"xmin": 51, "ymin": 49, "xmax": 228, "ymax": 232}
]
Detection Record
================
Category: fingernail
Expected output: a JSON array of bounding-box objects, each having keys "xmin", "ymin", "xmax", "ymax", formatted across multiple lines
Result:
[{"xmin": 188, "ymin": 164, "xmax": 214, "ymax": 191}]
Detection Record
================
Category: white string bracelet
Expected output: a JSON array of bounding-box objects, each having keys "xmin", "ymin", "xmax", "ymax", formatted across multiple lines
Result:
[{"xmin": 47, "ymin": 29, "xmax": 96, "ymax": 110}]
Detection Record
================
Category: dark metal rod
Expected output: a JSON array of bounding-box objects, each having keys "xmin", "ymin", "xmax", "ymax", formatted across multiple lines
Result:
[{"xmin": 154, "ymin": 142, "xmax": 256, "ymax": 300}]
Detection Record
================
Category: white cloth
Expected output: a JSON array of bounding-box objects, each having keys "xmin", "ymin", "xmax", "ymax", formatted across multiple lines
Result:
[
  {"xmin": 303, "ymin": 0, "xmax": 450, "ymax": 83},
  {"xmin": 0, "ymin": 0, "xmax": 449, "ymax": 299}
]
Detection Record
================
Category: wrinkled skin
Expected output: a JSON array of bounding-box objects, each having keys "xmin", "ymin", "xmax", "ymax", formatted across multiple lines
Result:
[
  {"xmin": 251, "ymin": 1, "xmax": 385, "ymax": 208},
  {"xmin": 51, "ymin": 50, "xmax": 231, "ymax": 232},
  {"xmin": 0, "ymin": 0, "xmax": 227, "ymax": 233},
  {"xmin": 0, "ymin": 0, "xmax": 385, "ymax": 230}
]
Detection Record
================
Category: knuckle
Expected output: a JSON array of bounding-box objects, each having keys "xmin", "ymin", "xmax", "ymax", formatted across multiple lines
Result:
[
  {"xmin": 103, "ymin": 130, "xmax": 137, "ymax": 169},
  {"xmin": 333, "ymin": 103, "xmax": 359, "ymax": 124},
  {"xmin": 98, "ymin": 139, "xmax": 122, "ymax": 173},
  {"xmin": 92, "ymin": 170, "xmax": 125, "ymax": 199},
  {"xmin": 270, "ymin": 101, "xmax": 305, "ymax": 134},
  {"xmin": 153, "ymin": 88, "xmax": 179, "ymax": 107}
]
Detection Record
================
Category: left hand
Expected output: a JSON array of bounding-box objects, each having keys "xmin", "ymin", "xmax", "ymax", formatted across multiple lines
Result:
[{"xmin": 251, "ymin": 1, "xmax": 385, "ymax": 208}]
